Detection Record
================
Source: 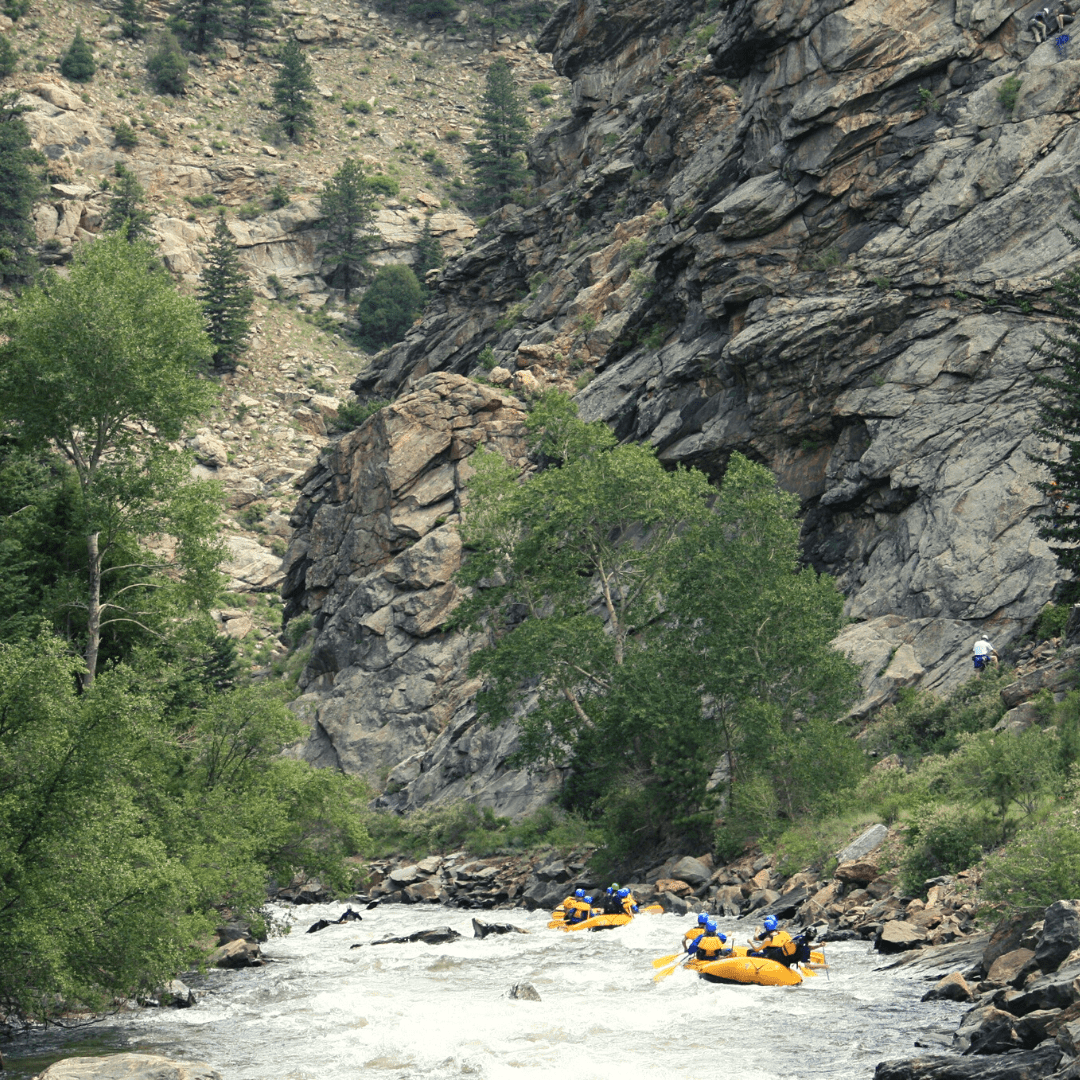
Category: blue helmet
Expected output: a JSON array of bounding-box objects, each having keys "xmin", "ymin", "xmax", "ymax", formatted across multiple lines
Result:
[
  {"xmin": 697, "ymin": 913, "xmax": 709, "ymax": 926},
  {"xmin": 584, "ymin": 895, "xmax": 593, "ymax": 904},
  {"xmin": 605, "ymin": 887, "xmax": 613, "ymax": 895},
  {"xmin": 705, "ymin": 919, "xmax": 718, "ymax": 933},
  {"xmin": 763, "ymin": 915, "xmax": 778, "ymax": 932},
  {"xmin": 717, "ymin": 932, "xmax": 727, "ymax": 944},
  {"xmin": 574, "ymin": 889, "xmax": 584, "ymax": 898},
  {"xmin": 618, "ymin": 888, "xmax": 629, "ymax": 899}
]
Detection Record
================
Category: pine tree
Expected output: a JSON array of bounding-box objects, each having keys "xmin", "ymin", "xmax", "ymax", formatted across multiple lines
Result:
[
  {"xmin": 1034, "ymin": 216, "xmax": 1080, "ymax": 578},
  {"xmin": 60, "ymin": 26, "xmax": 96, "ymax": 83},
  {"xmin": 319, "ymin": 157, "xmax": 378, "ymax": 301},
  {"xmin": 103, "ymin": 162, "xmax": 152, "ymax": 242},
  {"xmin": 272, "ymin": 39, "xmax": 315, "ymax": 142},
  {"xmin": 233, "ymin": 0, "xmax": 274, "ymax": 43},
  {"xmin": 173, "ymin": 0, "xmax": 225, "ymax": 52},
  {"xmin": 0, "ymin": 33, "xmax": 17, "ymax": 78},
  {"xmin": 198, "ymin": 214, "xmax": 254, "ymax": 372},
  {"xmin": 147, "ymin": 31, "xmax": 188, "ymax": 95},
  {"xmin": 0, "ymin": 94, "xmax": 43, "ymax": 283},
  {"xmin": 467, "ymin": 58, "xmax": 529, "ymax": 210},
  {"xmin": 413, "ymin": 215, "xmax": 443, "ymax": 286},
  {"xmin": 119, "ymin": 0, "xmax": 145, "ymax": 39}
]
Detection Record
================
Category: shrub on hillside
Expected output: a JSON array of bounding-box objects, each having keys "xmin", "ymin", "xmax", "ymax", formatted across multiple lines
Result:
[
  {"xmin": 60, "ymin": 27, "xmax": 95, "ymax": 83},
  {"xmin": 147, "ymin": 31, "xmax": 188, "ymax": 95},
  {"xmin": 0, "ymin": 33, "xmax": 17, "ymax": 79},
  {"xmin": 355, "ymin": 264, "xmax": 424, "ymax": 349},
  {"xmin": 900, "ymin": 803, "xmax": 996, "ymax": 895}
]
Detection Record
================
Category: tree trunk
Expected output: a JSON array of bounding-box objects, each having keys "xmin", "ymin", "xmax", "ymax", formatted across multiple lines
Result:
[{"xmin": 83, "ymin": 530, "xmax": 102, "ymax": 689}]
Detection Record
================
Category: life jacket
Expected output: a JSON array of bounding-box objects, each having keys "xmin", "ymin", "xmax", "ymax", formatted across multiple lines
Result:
[
  {"xmin": 695, "ymin": 934, "xmax": 726, "ymax": 961},
  {"xmin": 567, "ymin": 899, "xmax": 591, "ymax": 924},
  {"xmin": 760, "ymin": 930, "xmax": 798, "ymax": 964},
  {"xmin": 557, "ymin": 895, "xmax": 576, "ymax": 914}
]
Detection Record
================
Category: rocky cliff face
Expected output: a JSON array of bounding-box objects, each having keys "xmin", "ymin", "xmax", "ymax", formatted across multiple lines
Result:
[{"xmin": 285, "ymin": 0, "xmax": 1079, "ymax": 804}]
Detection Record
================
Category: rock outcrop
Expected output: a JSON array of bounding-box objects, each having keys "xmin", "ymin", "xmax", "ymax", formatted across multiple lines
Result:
[
  {"xmin": 35, "ymin": 1056, "xmax": 222, "ymax": 1080},
  {"xmin": 351, "ymin": 0, "xmax": 1075, "ymax": 717},
  {"xmin": 282, "ymin": 372, "xmax": 564, "ymax": 814}
]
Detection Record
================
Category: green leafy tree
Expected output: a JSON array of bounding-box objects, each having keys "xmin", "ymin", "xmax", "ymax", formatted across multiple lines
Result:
[
  {"xmin": 414, "ymin": 215, "xmax": 444, "ymax": 285},
  {"xmin": 0, "ymin": 33, "xmax": 17, "ymax": 78},
  {"xmin": 103, "ymin": 161, "xmax": 153, "ymax": 241},
  {"xmin": 272, "ymin": 39, "xmax": 315, "ymax": 143},
  {"xmin": 0, "ymin": 94, "xmax": 44, "ymax": 283},
  {"xmin": 233, "ymin": 0, "xmax": 274, "ymax": 43},
  {"xmin": 2, "ymin": 0, "xmax": 28, "ymax": 21},
  {"xmin": 319, "ymin": 156, "xmax": 378, "ymax": 301},
  {"xmin": 172, "ymin": 0, "xmax": 226, "ymax": 52},
  {"xmin": 119, "ymin": 0, "xmax": 146, "ymax": 39},
  {"xmin": 356, "ymin": 264, "xmax": 424, "ymax": 349},
  {"xmin": 147, "ymin": 30, "xmax": 188, "ymax": 95},
  {"xmin": 0, "ymin": 235, "xmax": 220, "ymax": 687},
  {"xmin": 456, "ymin": 395, "xmax": 858, "ymax": 857},
  {"xmin": 59, "ymin": 26, "xmax": 96, "ymax": 83},
  {"xmin": 467, "ymin": 57, "xmax": 529, "ymax": 209},
  {"xmin": 198, "ymin": 213, "xmax": 254, "ymax": 371}
]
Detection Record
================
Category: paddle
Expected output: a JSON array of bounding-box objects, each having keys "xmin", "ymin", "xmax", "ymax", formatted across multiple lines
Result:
[
  {"xmin": 651, "ymin": 952, "xmax": 682, "ymax": 968},
  {"xmin": 653, "ymin": 959, "xmax": 687, "ymax": 981}
]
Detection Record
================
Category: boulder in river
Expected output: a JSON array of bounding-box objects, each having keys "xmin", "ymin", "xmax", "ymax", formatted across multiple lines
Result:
[
  {"xmin": 209, "ymin": 938, "xmax": 263, "ymax": 968},
  {"xmin": 873, "ymin": 1043, "xmax": 1063, "ymax": 1079},
  {"xmin": 35, "ymin": 1054, "xmax": 222, "ymax": 1080},
  {"xmin": 921, "ymin": 972, "xmax": 975, "ymax": 1003},
  {"xmin": 370, "ymin": 926, "xmax": 463, "ymax": 945},
  {"xmin": 472, "ymin": 919, "xmax": 529, "ymax": 938},
  {"xmin": 875, "ymin": 921, "xmax": 928, "ymax": 954},
  {"xmin": 507, "ymin": 982, "xmax": 541, "ymax": 1000}
]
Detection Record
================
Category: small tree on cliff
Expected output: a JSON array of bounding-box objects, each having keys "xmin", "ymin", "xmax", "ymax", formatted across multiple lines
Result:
[
  {"xmin": 0, "ymin": 235, "xmax": 221, "ymax": 687},
  {"xmin": 60, "ymin": 26, "xmax": 96, "ymax": 83},
  {"xmin": 467, "ymin": 57, "xmax": 529, "ymax": 210},
  {"xmin": 319, "ymin": 157, "xmax": 378, "ymax": 302},
  {"xmin": 103, "ymin": 161, "xmax": 152, "ymax": 242},
  {"xmin": 272, "ymin": 39, "xmax": 315, "ymax": 143}
]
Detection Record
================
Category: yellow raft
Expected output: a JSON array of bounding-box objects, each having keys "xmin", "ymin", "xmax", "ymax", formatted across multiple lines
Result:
[
  {"xmin": 688, "ymin": 954, "xmax": 804, "ymax": 986},
  {"xmin": 549, "ymin": 904, "xmax": 664, "ymax": 931}
]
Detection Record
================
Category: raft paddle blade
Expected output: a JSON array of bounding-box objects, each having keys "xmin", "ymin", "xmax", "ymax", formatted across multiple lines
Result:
[
  {"xmin": 653, "ymin": 963, "xmax": 682, "ymax": 982},
  {"xmin": 651, "ymin": 953, "xmax": 682, "ymax": 968}
]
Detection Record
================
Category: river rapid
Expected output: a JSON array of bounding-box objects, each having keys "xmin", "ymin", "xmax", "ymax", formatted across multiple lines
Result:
[{"xmin": 10, "ymin": 904, "xmax": 969, "ymax": 1080}]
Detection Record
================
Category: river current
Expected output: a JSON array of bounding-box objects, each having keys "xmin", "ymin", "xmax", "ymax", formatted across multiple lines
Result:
[{"xmin": 9, "ymin": 904, "xmax": 969, "ymax": 1080}]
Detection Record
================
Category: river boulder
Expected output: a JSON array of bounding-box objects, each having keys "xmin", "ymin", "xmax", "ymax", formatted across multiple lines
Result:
[
  {"xmin": 1034, "ymin": 900, "xmax": 1080, "ymax": 974},
  {"xmin": 370, "ymin": 926, "xmax": 463, "ymax": 945},
  {"xmin": 876, "ymin": 921, "xmax": 929, "ymax": 954},
  {"xmin": 36, "ymin": 1055, "xmax": 223, "ymax": 1080},
  {"xmin": 472, "ymin": 919, "xmax": 529, "ymax": 938}
]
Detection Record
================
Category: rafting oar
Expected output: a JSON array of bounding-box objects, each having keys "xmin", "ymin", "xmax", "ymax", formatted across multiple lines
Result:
[
  {"xmin": 653, "ymin": 960, "xmax": 686, "ymax": 982},
  {"xmin": 651, "ymin": 952, "xmax": 682, "ymax": 968}
]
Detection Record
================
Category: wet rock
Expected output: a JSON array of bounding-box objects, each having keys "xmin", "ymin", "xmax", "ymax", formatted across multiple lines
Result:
[
  {"xmin": 160, "ymin": 980, "xmax": 197, "ymax": 1008},
  {"xmin": 473, "ymin": 919, "xmax": 529, "ymax": 938},
  {"xmin": 507, "ymin": 982, "xmax": 541, "ymax": 1000},
  {"xmin": 1034, "ymin": 900, "xmax": 1080, "ymax": 974},
  {"xmin": 984, "ymin": 913, "xmax": 1043, "ymax": 974},
  {"xmin": 748, "ymin": 887, "xmax": 808, "ymax": 923},
  {"xmin": 36, "ymin": 1055, "xmax": 223, "ymax": 1080},
  {"xmin": 370, "ymin": 926, "xmax": 463, "ymax": 945},
  {"xmin": 307, "ymin": 919, "xmax": 332, "ymax": 933},
  {"xmin": 876, "ymin": 921, "xmax": 929, "ymax": 954},
  {"xmin": 878, "ymin": 1044, "xmax": 1063, "ymax": 1078},
  {"xmin": 209, "ymin": 938, "xmax": 263, "ymax": 968},
  {"xmin": 922, "ymin": 972, "xmax": 975, "ymax": 1003}
]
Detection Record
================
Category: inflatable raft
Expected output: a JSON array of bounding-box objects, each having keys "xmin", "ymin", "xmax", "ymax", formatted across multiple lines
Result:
[
  {"xmin": 689, "ymin": 954, "xmax": 804, "ymax": 986},
  {"xmin": 549, "ymin": 904, "xmax": 664, "ymax": 931}
]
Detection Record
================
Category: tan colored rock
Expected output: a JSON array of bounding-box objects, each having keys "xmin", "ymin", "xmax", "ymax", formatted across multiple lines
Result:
[
  {"xmin": 209, "ymin": 938, "xmax": 263, "ymax": 968},
  {"xmin": 654, "ymin": 878, "xmax": 692, "ymax": 897},
  {"xmin": 835, "ymin": 859, "xmax": 879, "ymax": 885},
  {"xmin": 921, "ymin": 971, "xmax": 975, "ymax": 1002},
  {"xmin": 876, "ymin": 920, "xmax": 928, "ymax": 953},
  {"xmin": 30, "ymin": 82, "xmax": 86, "ymax": 111},
  {"xmin": 988, "ymin": 947, "xmax": 1036, "ymax": 986},
  {"xmin": 37, "ymin": 1055, "xmax": 222, "ymax": 1080}
]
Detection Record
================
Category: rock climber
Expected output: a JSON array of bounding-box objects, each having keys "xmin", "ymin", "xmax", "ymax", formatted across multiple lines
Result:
[
  {"xmin": 972, "ymin": 635, "xmax": 999, "ymax": 671},
  {"xmin": 751, "ymin": 915, "xmax": 798, "ymax": 964},
  {"xmin": 683, "ymin": 913, "xmax": 710, "ymax": 952},
  {"xmin": 1057, "ymin": 0, "xmax": 1075, "ymax": 29},
  {"xmin": 1029, "ymin": 6, "xmax": 1052, "ymax": 41},
  {"xmin": 694, "ymin": 918, "xmax": 729, "ymax": 961}
]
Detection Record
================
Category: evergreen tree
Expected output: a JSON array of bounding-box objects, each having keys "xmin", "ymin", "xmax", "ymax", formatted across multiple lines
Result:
[
  {"xmin": 1034, "ymin": 220, "xmax": 1080, "ymax": 577},
  {"xmin": 356, "ymin": 264, "xmax": 424, "ymax": 349},
  {"xmin": 147, "ymin": 31, "xmax": 188, "ymax": 95},
  {"xmin": 413, "ymin": 215, "xmax": 444, "ymax": 286},
  {"xmin": 319, "ymin": 157, "xmax": 378, "ymax": 301},
  {"xmin": 173, "ymin": 0, "xmax": 226, "ymax": 52},
  {"xmin": 0, "ymin": 33, "xmax": 17, "ymax": 79},
  {"xmin": 103, "ymin": 162, "xmax": 152, "ymax": 242},
  {"xmin": 59, "ymin": 26, "xmax": 96, "ymax": 83},
  {"xmin": 198, "ymin": 213, "xmax": 254, "ymax": 372},
  {"xmin": 467, "ymin": 58, "xmax": 529, "ymax": 210},
  {"xmin": 119, "ymin": 0, "xmax": 146, "ymax": 39},
  {"xmin": 233, "ymin": 0, "xmax": 274, "ymax": 43},
  {"xmin": 0, "ymin": 94, "xmax": 44, "ymax": 284},
  {"xmin": 272, "ymin": 39, "xmax": 315, "ymax": 142}
]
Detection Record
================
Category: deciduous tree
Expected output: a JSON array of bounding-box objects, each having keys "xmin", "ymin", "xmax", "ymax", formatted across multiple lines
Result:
[
  {"xmin": 356, "ymin": 263, "xmax": 424, "ymax": 348},
  {"xmin": 0, "ymin": 235, "xmax": 220, "ymax": 686}
]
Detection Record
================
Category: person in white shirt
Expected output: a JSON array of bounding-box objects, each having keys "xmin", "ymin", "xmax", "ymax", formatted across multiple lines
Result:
[{"xmin": 972, "ymin": 637, "xmax": 999, "ymax": 672}]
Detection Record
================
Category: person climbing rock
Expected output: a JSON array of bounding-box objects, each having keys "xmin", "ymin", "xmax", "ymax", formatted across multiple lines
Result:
[
  {"xmin": 694, "ymin": 919, "xmax": 728, "ymax": 961},
  {"xmin": 1030, "ymin": 7, "xmax": 1052, "ymax": 41},
  {"xmin": 1057, "ymin": 0, "xmax": 1075, "ymax": 29},
  {"xmin": 972, "ymin": 636, "xmax": 998, "ymax": 671}
]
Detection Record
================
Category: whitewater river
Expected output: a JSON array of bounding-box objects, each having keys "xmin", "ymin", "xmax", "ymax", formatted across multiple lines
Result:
[{"xmin": 8, "ymin": 904, "xmax": 970, "ymax": 1080}]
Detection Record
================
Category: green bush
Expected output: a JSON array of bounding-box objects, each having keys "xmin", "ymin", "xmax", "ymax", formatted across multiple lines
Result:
[
  {"xmin": 285, "ymin": 612, "xmax": 313, "ymax": 647},
  {"xmin": 147, "ymin": 31, "xmax": 188, "ymax": 95},
  {"xmin": 0, "ymin": 33, "xmax": 17, "ymax": 79},
  {"xmin": 529, "ymin": 82, "xmax": 552, "ymax": 100},
  {"xmin": 367, "ymin": 174, "xmax": 399, "ymax": 197},
  {"xmin": 478, "ymin": 345, "xmax": 498, "ymax": 371},
  {"xmin": 900, "ymin": 803, "xmax": 995, "ymax": 894},
  {"xmin": 1037, "ymin": 602, "xmax": 1071, "ymax": 641},
  {"xmin": 60, "ymin": 26, "xmax": 96, "ymax": 83},
  {"xmin": 185, "ymin": 193, "xmax": 218, "ymax": 209},
  {"xmin": 620, "ymin": 237, "xmax": 647, "ymax": 267},
  {"xmin": 112, "ymin": 121, "xmax": 138, "ymax": 149},
  {"xmin": 356, "ymin": 264, "xmax": 424, "ymax": 349},
  {"xmin": 998, "ymin": 75, "xmax": 1022, "ymax": 113},
  {"xmin": 269, "ymin": 183, "xmax": 290, "ymax": 209},
  {"xmin": 237, "ymin": 201, "xmax": 262, "ymax": 220},
  {"xmin": 331, "ymin": 396, "xmax": 389, "ymax": 432}
]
